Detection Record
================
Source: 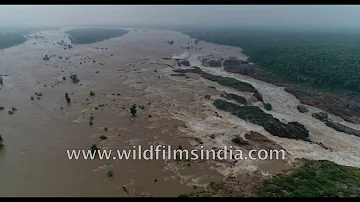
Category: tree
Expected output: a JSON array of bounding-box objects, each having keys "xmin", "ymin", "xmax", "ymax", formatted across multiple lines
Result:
[
  {"xmin": 69, "ymin": 74, "xmax": 80, "ymax": 84},
  {"xmin": 65, "ymin": 93, "xmax": 71, "ymax": 103},
  {"xmin": 0, "ymin": 135, "xmax": 3, "ymax": 149},
  {"xmin": 90, "ymin": 144, "xmax": 99, "ymax": 154},
  {"xmin": 130, "ymin": 104, "xmax": 137, "ymax": 117}
]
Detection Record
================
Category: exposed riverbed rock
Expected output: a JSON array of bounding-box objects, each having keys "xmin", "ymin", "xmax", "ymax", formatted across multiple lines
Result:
[
  {"xmin": 231, "ymin": 136, "xmax": 249, "ymax": 146},
  {"xmin": 179, "ymin": 60, "xmax": 190, "ymax": 67},
  {"xmin": 224, "ymin": 66, "xmax": 254, "ymax": 76},
  {"xmin": 220, "ymin": 91, "xmax": 231, "ymax": 100},
  {"xmin": 201, "ymin": 57, "xmax": 223, "ymax": 67},
  {"xmin": 311, "ymin": 111, "xmax": 360, "ymax": 137},
  {"xmin": 285, "ymin": 87, "xmax": 360, "ymax": 124},
  {"xmin": 213, "ymin": 57, "xmax": 360, "ymax": 125},
  {"xmin": 245, "ymin": 131, "xmax": 287, "ymax": 152},
  {"xmin": 173, "ymin": 66, "xmax": 203, "ymax": 74},
  {"xmin": 297, "ymin": 105, "xmax": 308, "ymax": 113},
  {"xmin": 173, "ymin": 67, "xmax": 258, "ymax": 93},
  {"xmin": 170, "ymin": 73, "xmax": 187, "ymax": 77},
  {"xmin": 213, "ymin": 99, "xmax": 310, "ymax": 141},
  {"xmin": 312, "ymin": 112, "xmax": 329, "ymax": 122},
  {"xmin": 223, "ymin": 57, "xmax": 253, "ymax": 75},
  {"xmin": 325, "ymin": 121, "xmax": 360, "ymax": 137},
  {"xmin": 202, "ymin": 73, "xmax": 258, "ymax": 93}
]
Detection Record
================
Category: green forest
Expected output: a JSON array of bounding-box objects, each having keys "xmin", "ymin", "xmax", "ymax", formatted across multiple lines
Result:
[
  {"xmin": 66, "ymin": 28, "xmax": 129, "ymax": 45},
  {"xmin": 182, "ymin": 29, "xmax": 360, "ymax": 93}
]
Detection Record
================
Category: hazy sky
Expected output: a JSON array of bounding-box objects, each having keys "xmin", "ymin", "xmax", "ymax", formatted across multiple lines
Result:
[{"xmin": 0, "ymin": 5, "xmax": 359, "ymax": 29}]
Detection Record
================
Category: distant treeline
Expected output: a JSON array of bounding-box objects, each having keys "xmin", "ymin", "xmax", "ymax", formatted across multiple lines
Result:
[
  {"xmin": 66, "ymin": 28, "xmax": 129, "ymax": 45},
  {"xmin": 182, "ymin": 29, "xmax": 360, "ymax": 93},
  {"xmin": 0, "ymin": 26, "xmax": 56, "ymax": 49},
  {"xmin": 0, "ymin": 33, "xmax": 27, "ymax": 49}
]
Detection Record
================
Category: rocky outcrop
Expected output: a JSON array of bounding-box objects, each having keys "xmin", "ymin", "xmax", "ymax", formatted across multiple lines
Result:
[
  {"xmin": 245, "ymin": 131, "xmax": 286, "ymax": 151},
  {"xmin": 202, "ymin": 73, "xmax": 258, "ymax": 93},
  {"xmin": 324, "ymin": 121, "xmax": 360, "ymax": 137},
  {"xmin": 285, "ymin": 87, "xmax": 360, "ymax": 124},
  {"xmin": 201, "ymin": 58, "xmax": 223, "ymax": 67},
  {"xmin": 224, "ymin": 66, "xmax": 254, "ymax": 76},
  {"xmin": 213, "ymin": 99, "xmax": 310, "ymax": 141},
  {"xmin": 179, "ymin": 60, "xmax": 190, "ymax": 67},
  {"xmin": 173, "ymin": 66, "xmax": 203, "ymax": 74},
  {"xmin": 231, "ymin": 137, "xmax": 249, "ymax": 145},
  {"xmin": 171, "ymin": 73, "xmax": 187, "ymax": 77},
  {"xmin": 297, "ymin": 105, "xmax": 308, "ymax": 113},
  {"xmin": 223, "ymin": 57, "xmax": 253, "ymax": 75},
  {"xmin": 223, "ymin": 57, "xmax": 249, "ymax": 67},
  {"xmin": 220, "ymin": 91, "xmax": 231, "ymax": 100},
  {"xmin": 312, "ymin": 112, "xmax": 328, "ymax": 122},
  {"xmin": 173, "ymin": 67, "xmax": 258, "ymax": 93},
  {"xmin": 312, "ymin": 111, "xmax": 360, "ymax": 137}
]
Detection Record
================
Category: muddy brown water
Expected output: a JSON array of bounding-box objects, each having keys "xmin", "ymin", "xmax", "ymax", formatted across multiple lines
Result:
[{"xmin": 0, "ymin": 28, "xmax": 360, "ymax": 196}]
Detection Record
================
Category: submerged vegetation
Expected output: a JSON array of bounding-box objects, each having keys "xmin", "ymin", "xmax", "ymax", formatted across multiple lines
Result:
[{"xmin": 66, "ymin": 28, "xmax": 129, "ymax": 45}]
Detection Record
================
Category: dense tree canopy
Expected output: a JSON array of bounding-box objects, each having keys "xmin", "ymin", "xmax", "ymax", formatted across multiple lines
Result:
[
  {"xmin": 66, "ymin": 28, "xmax": 129, "ymax": 45},
  {"xmin": 0, "ymin": 33, "xmax": 27, "ymax": 49},
  {"xmin": 183, "ymin": 29, "xmax": 360, "ymax": 93}
]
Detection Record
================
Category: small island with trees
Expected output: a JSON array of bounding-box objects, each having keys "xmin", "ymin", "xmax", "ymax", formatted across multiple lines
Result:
[{"xmin": 66, "ymin": 28, "xmax": 129, "ymax": 45}]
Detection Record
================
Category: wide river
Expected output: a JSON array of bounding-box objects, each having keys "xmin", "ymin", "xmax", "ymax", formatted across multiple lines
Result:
[{"xmin": 0, "ymin": 28, "xmax": 360, "ymax": 196}]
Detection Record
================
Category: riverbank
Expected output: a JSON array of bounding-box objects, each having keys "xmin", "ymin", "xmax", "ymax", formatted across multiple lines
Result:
[{"xmin": 180, "ymin": 29, "xmax": 360, "ymax": 125}]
